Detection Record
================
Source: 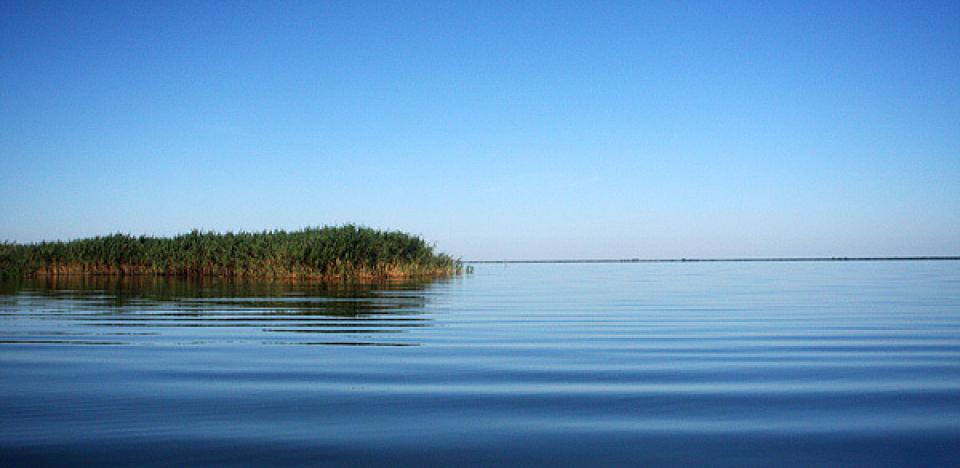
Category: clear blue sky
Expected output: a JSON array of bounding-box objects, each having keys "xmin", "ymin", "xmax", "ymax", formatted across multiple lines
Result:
[{"xmin": 1, "ymin": 1, "xmax": 958, "ymax": 259}]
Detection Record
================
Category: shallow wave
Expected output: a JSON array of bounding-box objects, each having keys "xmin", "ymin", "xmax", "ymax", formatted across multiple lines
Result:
[{"xmin": 1, "ymin": 262, "xmax": 959, "ymax": 466}]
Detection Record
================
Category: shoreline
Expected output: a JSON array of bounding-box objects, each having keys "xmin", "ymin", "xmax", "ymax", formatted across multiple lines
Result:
[{"xmin": 466, "ymin": 256, "xmax": 960, "ymax": 264}]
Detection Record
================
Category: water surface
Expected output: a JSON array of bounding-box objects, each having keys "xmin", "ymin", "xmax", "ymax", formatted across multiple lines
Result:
[{"xmin": 1, "ymin": 262, "xmax": 959, "ymax": 466}]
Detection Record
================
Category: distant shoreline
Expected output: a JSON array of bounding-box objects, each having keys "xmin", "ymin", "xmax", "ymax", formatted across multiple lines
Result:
[{"xmin": 467, "ymin": 256, "xmax": 960, "ymax": 264}]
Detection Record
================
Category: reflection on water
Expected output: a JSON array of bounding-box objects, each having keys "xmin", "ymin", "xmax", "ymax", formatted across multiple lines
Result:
[{"xmin": 0, "ymin": 276, "xmax": 444, "ymax": 346}]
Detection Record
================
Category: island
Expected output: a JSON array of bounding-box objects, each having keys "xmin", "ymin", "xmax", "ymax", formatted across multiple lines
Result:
[{"xmin": 0, "ymin": 225, "xmax": 462, "ymax": 281}]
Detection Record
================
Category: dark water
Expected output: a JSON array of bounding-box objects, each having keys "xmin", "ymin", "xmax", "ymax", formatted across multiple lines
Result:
[{"xmin": 1, "ymin": 262, "xmax": 959, "ymax": 466}]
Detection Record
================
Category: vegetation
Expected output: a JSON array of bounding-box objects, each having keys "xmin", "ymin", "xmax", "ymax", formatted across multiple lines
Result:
[{"xmin": 0, "ymin": 225, "xmax": 461, "ymax": 281}]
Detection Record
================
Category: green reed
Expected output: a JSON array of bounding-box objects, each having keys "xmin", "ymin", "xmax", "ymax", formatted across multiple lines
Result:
[{"xmin": 0, "ymin": 225, "xmax": 461, "ymax": 280}]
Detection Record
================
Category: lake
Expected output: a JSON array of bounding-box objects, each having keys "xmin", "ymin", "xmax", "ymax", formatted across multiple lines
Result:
[{"xmin": 1, "ymin": 261, "xmax": 959, "ymax": 466}]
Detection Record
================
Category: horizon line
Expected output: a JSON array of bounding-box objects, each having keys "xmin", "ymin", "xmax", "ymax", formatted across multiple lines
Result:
[{"xmin": 465, "ymin": 256, "xmax": 960, "ymax": 264}]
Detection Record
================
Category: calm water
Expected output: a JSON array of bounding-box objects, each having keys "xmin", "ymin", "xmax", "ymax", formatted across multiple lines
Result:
[{"xmin": 1, "ymin": 262, "xmax": 959, "ymax": 466}]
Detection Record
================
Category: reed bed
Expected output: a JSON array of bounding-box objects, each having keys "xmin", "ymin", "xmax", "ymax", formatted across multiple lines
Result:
[{"xmin": 0, "ymin": 225, "xmax": 461, "ymax": 281}]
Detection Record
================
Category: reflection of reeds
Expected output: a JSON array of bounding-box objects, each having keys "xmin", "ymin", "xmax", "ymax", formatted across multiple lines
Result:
[
  {"xmin": 0, "ymin": 225, "xmax": 461, "ymax": 281},
  {"xmin": 2, "ymin": 275, "xmax": 437, "ymax": 317}
]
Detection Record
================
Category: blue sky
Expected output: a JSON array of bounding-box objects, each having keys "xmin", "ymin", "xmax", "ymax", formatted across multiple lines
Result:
[{"xmin": 1, "ymin": 0, "xmax": 958, "ymax": 259}]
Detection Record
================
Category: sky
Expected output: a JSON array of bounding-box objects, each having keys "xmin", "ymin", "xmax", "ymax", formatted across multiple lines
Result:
[{"xmin": 1, "ymin": 0, "xmax": 958, "ymax": 260}]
